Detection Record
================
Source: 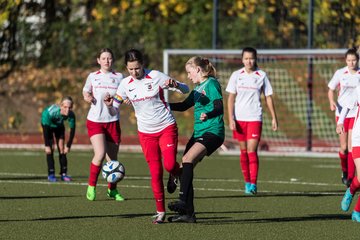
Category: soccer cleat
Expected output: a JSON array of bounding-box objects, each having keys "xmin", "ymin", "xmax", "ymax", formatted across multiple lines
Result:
[
  {"xmin": 341, "ymin": 188, "xmax": 353, "ymax": 212},
  {"xmin": 107, "ymin": 189, "xmax": 125, "ymax": 201},
  {"xmin": 48, "ymin": 174, "xmax": 57, "ymax": 182},
  {"xmin": 86, "ymin": 185, "xmax": 96, "ymax": 201},
  {"xmin": 352, "ymin": 211, "xmax": 360, "ymax": 222},
  {"xmin": 244, "ymin": 182, "xmax": 251, "ymax": 194},
  {"xmin": 167, "ymin": 174, "xmax": 178, "ymax": 194},
  {"xmin": 61, "ymin": 174, "xmax": 72, "ymax": 182},
  {"xmin": 249, "ymin": 184, "xmax": 257, "ymax": 195},
  {"xmin": 168, "ymin": 213, "xmax": 196, "ymax": 223},
  {"xmin": 168, "ymin": 200, "xmax": 187, "ymax": 213},
  {"xmin": 152, "ymin": 211, "xmax": 166, "ymax": 224}
]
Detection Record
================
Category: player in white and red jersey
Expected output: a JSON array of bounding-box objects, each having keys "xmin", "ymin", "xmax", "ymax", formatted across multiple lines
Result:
[
  {"xmin": 328, "ymin": 48, "xmax": 360, "ymax": 187},
  {"xmin": 336, "ymin": 48, "xmax": 360, "ymax": 222},
  {"xmin": 111, "ymin": 49, "xmax": 189, "ymax": 224},
  {"xmin": 226, "ymin": 47, "xmax": 278, "ymax": 195},
  {"xmin": 82, "ymin": 48, "xmax": 125, "ymax": 202}
]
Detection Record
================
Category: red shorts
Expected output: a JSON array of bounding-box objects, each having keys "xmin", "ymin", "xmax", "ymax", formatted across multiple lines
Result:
[
  {"xmin": 86, "ymin": 120, "xmax": 121, "ymax": 144},
  {"xmin": 352, "ymin": 146, "xmax": 360, "ymax": 159},
  {"xmin": 138, "ymin": 124, "xmax": 178, "ymax": 164},
  {"xmin": 233, "ymin": 121, "xmax": 262, "ymax": 141},
  {"xmin": 335, "ymin": 117, "xmax": 355, "ymax": 133}
]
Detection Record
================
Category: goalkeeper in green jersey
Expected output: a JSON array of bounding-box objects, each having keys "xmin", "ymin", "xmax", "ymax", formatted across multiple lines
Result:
[
  {"xmin": 167, "ymin": 56, "xmax": 224, "ymax": 223},
  {"xmin": 41, "ymin": 96, "xmax": 76, "ymax": 182}
]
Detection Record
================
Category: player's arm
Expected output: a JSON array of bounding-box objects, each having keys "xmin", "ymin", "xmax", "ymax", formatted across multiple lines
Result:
[
  {"xmin": 227, "ymin": 93, "xmax": 236, "ymax": 131},
  {"xmin": 165, "ymin": 79, "xmax": 190, "ymax": 94},
  {"xmin": 327, "ymin": 88, "xmax": 337, "ymax": 111},
  {"xmin": 83, "ymin": 91, "xmax": 95, "ymax": 104},
  {"xmin": 170, "ymin": 91, "xmax": 194, "ymax": 111},
  {"xmin": 200, "ymin": 99, "xmax": 223, "ymax": 121},
  {"xmin": 66, "ymin": 112, "xmax": 76, "ymax": 152},
  {"xmin": 265, "ymin": 95, "xmax": 278, "ymax": 131}
]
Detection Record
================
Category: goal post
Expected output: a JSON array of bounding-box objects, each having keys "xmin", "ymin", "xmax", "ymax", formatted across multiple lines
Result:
[{"xmin": 163, "ymin": 49, "xmax": 347, "ymax": 154}]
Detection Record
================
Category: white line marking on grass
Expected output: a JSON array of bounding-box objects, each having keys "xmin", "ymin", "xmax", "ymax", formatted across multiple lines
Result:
[
  {"xmin": 313, "ymin": 164, "xmax": 339, "ymax": 169},
  {"xmin": 0, "ymin": 172, "xmax": 343, "ymax": 187}
]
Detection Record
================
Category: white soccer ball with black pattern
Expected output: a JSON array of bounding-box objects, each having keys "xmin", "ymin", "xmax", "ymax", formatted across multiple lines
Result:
[{"xmin": 102, "ymin": 160, "xmax": 125, "ymax": 183}]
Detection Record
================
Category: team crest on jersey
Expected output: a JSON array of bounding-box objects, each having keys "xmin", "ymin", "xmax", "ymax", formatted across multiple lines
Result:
[{"xmin": 145, "ymin": 83, "xmax": 153, "ymax": 91}]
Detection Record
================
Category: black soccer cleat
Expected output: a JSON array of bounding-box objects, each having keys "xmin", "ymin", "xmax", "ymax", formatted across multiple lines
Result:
[
  {"xmin": 166, "ymin": 174, "xmax": 178, "ymax": 194},
  {"xmin": 168, "ymin": 213, "xmax": 196, "ymax": 223},
  {"xmin": 168, "ymin": 200, "xmax": 187, "ymax": 213}
]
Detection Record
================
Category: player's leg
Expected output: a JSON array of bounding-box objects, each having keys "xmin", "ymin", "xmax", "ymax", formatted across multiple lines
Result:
[
  {"xmin": 104, "ymin": 121, "xmax": 124, "ymax": 201},
  {"xmin": 341, "ymin": 148, "xmax": 360, "ymax": 212},
  {"xmin": 139, "ymin": 131, "xmax": 165, "ymax": 223},
  {"xmin": 246, "ymin": 121, "xmax": 262, "ymax": 194},
  {"xmin": 234, "ymin": 121, "xmax": 250, "ymax": 193},
  {"xmin": 159, "ymin": 124, "xmax": 180, "ymax": 194},
  {"xmin": 55, "ymin": 125, "xmax": 71, "ymax": 181},
  {"xmin": 347, "ymin": 119, "xmax": 355, "ymax": 185},
  {"xmin": 42, "ymin": 124, "xmax": 56, "ymax": 182},
  {"xmin": 338, "ymin": 117, "xmax": 349, "ymax": 185}
]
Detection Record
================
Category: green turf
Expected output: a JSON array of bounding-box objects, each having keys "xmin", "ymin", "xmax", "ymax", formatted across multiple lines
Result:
[{"xmin": 1, "ymin": 150, "xmax": 360, "ymax": 239}]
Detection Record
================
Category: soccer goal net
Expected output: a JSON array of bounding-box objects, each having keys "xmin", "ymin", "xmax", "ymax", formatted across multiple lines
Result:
[{"xmin": 163, "ymin": 49, "xmax": 347, "ymax": 154}]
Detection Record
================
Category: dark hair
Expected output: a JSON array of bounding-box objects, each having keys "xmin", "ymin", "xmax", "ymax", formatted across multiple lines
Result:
[
  {"xmin": 345, "ymin": 47, "xmax": 359, "ymax": 61},
  {"xmin": 242, "ymin": 47, "xmax": 258, "ymax": 68},
  {"xmin": 97, "ymin": 48, "xmax": 115, "ymax": 60},
  {"xmin": 186, "ymin": 56, "xmax": 216, "ymax": 78},
  {"xmin": 124, "ymin": 49, "xmax": 144, "ymax": 65}
]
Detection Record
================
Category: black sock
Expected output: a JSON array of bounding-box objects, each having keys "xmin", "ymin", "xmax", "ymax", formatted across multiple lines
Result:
[
  {"xmin": 59, "ymin": 154, "xmax": 68, "ymax": 175},
  {"xmin": 179, "ymin": 163, "xmax": 194, "ymax": 204},
  {"xmin": 186, "ymin": 183, "xmax": 194, "ymax": 215},
  {"xmin": 46, "ymin": 154, "xmax": 55, "ymax": 175}
]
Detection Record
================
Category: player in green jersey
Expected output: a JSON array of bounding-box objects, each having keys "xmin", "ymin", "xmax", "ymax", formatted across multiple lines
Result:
[
  {"xmin": 41, "ymin": 96, "xmax": 76, "ymax": 182},
  {"xmin": 167, "ymin": 56, "xmax": 224, "ymax": 223}
]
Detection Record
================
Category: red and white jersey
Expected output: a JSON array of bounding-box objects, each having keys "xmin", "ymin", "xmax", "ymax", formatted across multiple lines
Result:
[
  {"xmin": 351, "ymin": 86, "xmax": 360, "ymax": 147},
  {"xmin": 83, "ymin": 70, "xmax": 124, "ymax": 122},
  {"xmin": 328, "ymin": 66, "xmax": 360, "ymax": 118},
  {"xmin": 114, "ymin": 69, "xmax": 185, "ymax": 134},
  {"xmin": 226, "ymin": 67, "xmax": 273, "ymax": 121}
]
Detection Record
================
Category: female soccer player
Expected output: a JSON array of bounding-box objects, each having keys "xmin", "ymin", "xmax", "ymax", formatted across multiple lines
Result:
[
  {"xmin": 226, "ymin": 47, "xmax": 278, "ymax": 195},
  {"xmin": 41, "ymin": 96, "xmax": 76, "ymax": 182},
  {"xmin": 328, "ymin": 48, "xmax": 360, "ymax": 187},
  {"xmin": 167, "ymin": 56, "xmax": 224, "ymax": 223},
  {"xmin": 335, "ymin": 49, "xmax": 360, "ymax": 222},
  {"xmin": 83, "ymin": 48, "xmax": 124, "ymax": 202},
  {"xmin": 111, "ymin": 49, "xmax": 189, "ymax": 224}
]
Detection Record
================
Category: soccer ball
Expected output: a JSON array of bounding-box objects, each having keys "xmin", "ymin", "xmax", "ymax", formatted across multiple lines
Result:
[{"xmin": 102, "ymin": 160, "xmax": 125, "ymax": 183}]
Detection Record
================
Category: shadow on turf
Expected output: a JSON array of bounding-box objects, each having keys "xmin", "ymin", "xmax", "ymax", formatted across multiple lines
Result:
[
  {"xmin": 197, "ymin": 213, "xmax": 350, "ymax": 225},
  {"xmin": 0, "ymin": 213, "xmax": 155, "ymax": 223},
  {"xmin": 194, "ymin": 190, "xmax": 345, "ymax": 199}
]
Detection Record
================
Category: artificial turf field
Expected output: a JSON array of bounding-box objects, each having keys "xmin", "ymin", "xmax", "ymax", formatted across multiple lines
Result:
[{"xmin": 1, "ymin": 149, "xmax": 360, "ymax": 239}]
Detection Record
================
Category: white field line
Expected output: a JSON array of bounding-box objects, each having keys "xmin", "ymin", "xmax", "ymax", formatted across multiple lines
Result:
[{"xmin": 0, "ymin": 172, "xmax": 343, "ymax": 195}]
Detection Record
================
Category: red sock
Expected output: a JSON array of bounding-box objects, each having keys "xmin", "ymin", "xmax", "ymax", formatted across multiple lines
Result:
[
  {"xmin": 354, "ymin": 197, "xmax": 360, "ymax": 212},
  {"xmin": 339, "ymin": 152, "xmax": 348, "ymax": 173},
  {"xmin": 88, "ymin": 162, "xmax": 101, "ymax": 187},
  {"xmin": 248, "ymin": 152, "xmax": 259, "ymax": 184},
  {"xmin": 108, "ymin": 183, "xmax": 117, "ymax": 190},
  {"xmin": 347, "ymin": 152, "xmax": 355, "ymax": 180},
  {"xmin": 240, "ymin": 150, "xmax": 250, "ymax": 183},
  {"xmin": 350, "ymin": 177, "xmax": 360, "ymax": 195}
]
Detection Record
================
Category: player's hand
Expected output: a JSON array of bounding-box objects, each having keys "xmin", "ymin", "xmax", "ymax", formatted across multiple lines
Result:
[
  {"xmin": 165, "ymin": 79, "xmax": 178, "ymax": 88},
  {"xmin": 272, "ymin": 118, "xmax": 278, "ymax": 131},
  {"xmin": 329, "ymin": 101, "xmax": 336, "ymax": 111},
  {"xmin": 103, "ymin": 92, "xmax": 113, "ymax": 107},
  {"xmin": 229, "ymin": 119, "xmax": 236, "ymax": 131},
  {"xmin": 64, "ymin": 146, "xmax": 70, "ymax": 154},
  {"xmin": 199, "ymin": 113, "xmax": 208, "ymax": 121},
  {"xmin": 84, "ymin": 92, "xmax": 96, "ymax": 104},
  {"xmin": 336, "ymin": 124, "xmax": 344, "ymax": 134},
  {"xmin": 123, "ymin": 99, "xmax": 132, "ymax": 105}
]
